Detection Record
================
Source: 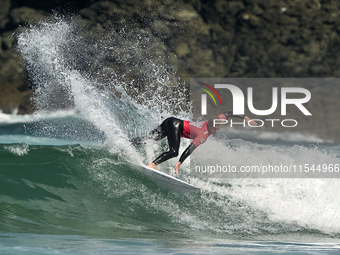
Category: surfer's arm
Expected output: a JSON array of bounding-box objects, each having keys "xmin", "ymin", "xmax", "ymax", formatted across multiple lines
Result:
[
  {"xmin": 222, "ymin": 110, "xmax": 244, "ymax": 119},
  {"xmin": 174, "ymin": 143, "xmax": 196, "ymax": 174},
  {"xmin": 244, "ymin": 116, "xmax": 257, "ymax": 126}
]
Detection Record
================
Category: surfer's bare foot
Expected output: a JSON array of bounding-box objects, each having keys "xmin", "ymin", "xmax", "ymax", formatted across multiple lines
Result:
[
  {"xmin": 148, "ymin": 163, "xmax": 157, "ymax": 170},
  {"xmin": 175, "ymin": 162, "xmax": 181, "ymax": 175}
]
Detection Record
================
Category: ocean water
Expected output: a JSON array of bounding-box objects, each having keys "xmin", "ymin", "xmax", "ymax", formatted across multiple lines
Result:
[
  {"xmin": 1, "ymin": 15, "xmax": 340, "ymax": 254},
  {"xmin": 1, "ymin": 113, "xmax": 340, "ymax": 255}
]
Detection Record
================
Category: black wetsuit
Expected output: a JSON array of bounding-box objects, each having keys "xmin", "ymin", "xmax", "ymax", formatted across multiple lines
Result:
[
  {"xmin": 130, "ymin": 111, "xmax": 244, "ymax": 166},
  {"xmin": 130, "ymin": 117, "xmax": 185, "ymax": 165}
]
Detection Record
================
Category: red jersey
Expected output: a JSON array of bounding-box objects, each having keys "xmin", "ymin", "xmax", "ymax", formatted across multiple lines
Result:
[{"xmin": 181, "ymin": 120, "xmax": 211, "ymax": 147}]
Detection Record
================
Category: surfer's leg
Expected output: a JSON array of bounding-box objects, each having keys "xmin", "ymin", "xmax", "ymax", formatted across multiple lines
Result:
[{"xmin": 152, "ymin": 117, "xmax": 183, "ymax": 166}]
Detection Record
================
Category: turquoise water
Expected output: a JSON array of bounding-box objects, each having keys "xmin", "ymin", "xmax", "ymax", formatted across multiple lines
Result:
[
  {"xmin": 1, "ymin": 15, "xmax": 340, "ymax": 254},
  {"xmin": 1, "ymin": 116, "xmax": 340, "ymax": 254}
]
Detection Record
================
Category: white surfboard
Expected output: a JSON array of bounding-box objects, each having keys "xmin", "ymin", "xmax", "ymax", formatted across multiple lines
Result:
[{"xmin": 137, "ymin": 165, "xmax": 200, "ymax": 192}]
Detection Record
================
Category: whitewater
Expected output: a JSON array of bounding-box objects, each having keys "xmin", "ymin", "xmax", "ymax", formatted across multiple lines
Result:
[{"xmin": 1, "ymin": 15, "xmax": 340, "ymax": 254}]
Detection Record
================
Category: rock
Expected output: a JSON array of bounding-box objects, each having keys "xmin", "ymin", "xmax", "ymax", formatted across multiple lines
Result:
[
  {"xmin": 0, "ymin": 0, "xmax": 10, "ymax": 16},
  {"xmin": 309, "ymin": 64, "xmax": 329, "ymax": 75},
  {"xmin": 80, "ymin": 1, "xmax": 130, "ymax": 29},
  {"xmin": 1, "ymin": 0, "xmax": 340, "ymax": 141},
  {"xmin": 0, "ymin": 0, "xmax": 10, "ymax": 29},
  {"xmin": 9, "ymin": 7, "xmax": 48, "ymax": 27},
  {"xmin": 175, "ymin": 43, "xmax": 190, "ymax": 57},
  {"xmin": 0, "ymin": 50, "xmax": 23, "ymax": 83},
  {"xmin": 0, "ymin": 16, "xmax": 10, "ymax": 30},
  {"xmin": 150, "ymin": 20, "xmax": 173, "ymax": 39},
  {"xmin": 1, "ymin": 33, "xmax": 13, "ymax": 50}
]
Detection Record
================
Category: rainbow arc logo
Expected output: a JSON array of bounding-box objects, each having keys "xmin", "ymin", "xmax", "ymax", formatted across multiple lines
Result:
[
  {"xmin": 197, "ymin": 82, "xmax": 222, "ymax": 106},
  {"xmin": 197, "ymin": 82, "xmax": 222, "ymax": 115}
]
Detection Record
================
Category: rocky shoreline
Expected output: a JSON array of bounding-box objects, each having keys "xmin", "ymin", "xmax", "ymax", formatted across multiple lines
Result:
[{"xmin": 0, "ymin": 0, "xmax": 340, "ymax": 140}]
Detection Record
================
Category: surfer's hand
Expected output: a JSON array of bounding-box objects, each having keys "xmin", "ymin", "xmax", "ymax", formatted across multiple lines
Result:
[
  {"xmin": 175, "ymin": 162, "xmax": 181, "ymax": 175},
  {"xmin": 245, "ymin": 116, "xmax": 257, "ymax": 126}
]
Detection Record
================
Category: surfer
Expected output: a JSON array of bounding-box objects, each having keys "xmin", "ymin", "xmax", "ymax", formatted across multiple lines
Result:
[{"xmin": 130, "ymin": 111, "xmax": 257, "ymax": 174}]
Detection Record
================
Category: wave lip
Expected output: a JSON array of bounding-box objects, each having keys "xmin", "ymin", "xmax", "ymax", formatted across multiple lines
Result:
[
  {"xmin": 0, "ymin": 135, "xmax": 99, "ymax": 146},
  {"xmin": 0, "ymin": 111, "xmax": 34, "ymax": 125}
]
